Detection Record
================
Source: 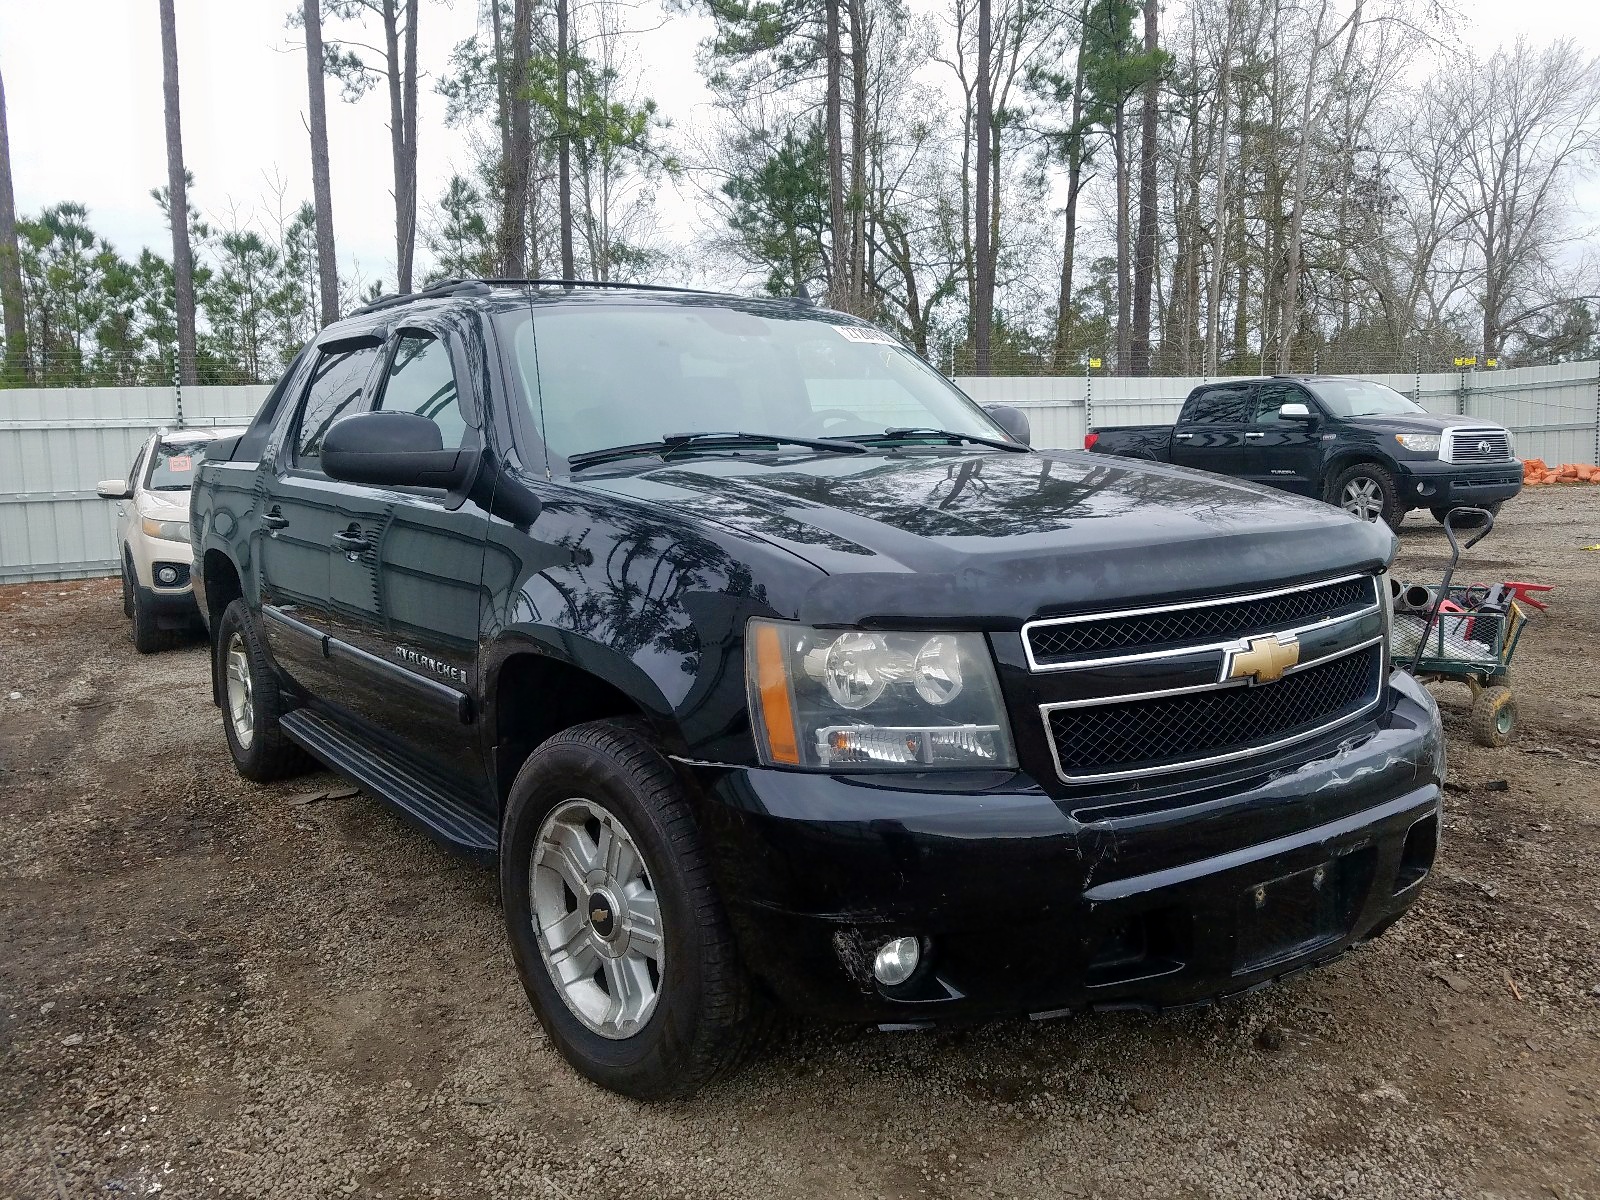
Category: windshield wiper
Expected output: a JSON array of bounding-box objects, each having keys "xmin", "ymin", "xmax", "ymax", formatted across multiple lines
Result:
[
  {"xmin": 852, "ymin": 427, "xmax": 1029, "ymax": 452},
  {"xmin": 569, "ymin": 431, "xmax": 869, "ymax": 471}
]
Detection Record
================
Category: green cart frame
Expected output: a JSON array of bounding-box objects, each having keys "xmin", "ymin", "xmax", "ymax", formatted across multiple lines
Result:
[{"xmin": 1389, "ymin": 506, "xmax": 1532, "ymax": 747}]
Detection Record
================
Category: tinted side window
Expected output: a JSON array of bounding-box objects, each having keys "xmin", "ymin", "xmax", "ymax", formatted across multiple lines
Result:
[
  {"xmin": 295, "ymin": 345, "xmax": 382, "ymax": 469},
  {"xmin": 1183, "ymin": 385, "xmax": 1253, "ymax": 424},
  {"xmin": 375, "ymin": 334, "xmax": 467, "ymax": 448},
  {"xmin": 127, "ymin": 443, "xmax": 149, "ymax": 492},
  {"xmin": 1253, "ymin": 383, "xmax": 1304, "ymax": 425}
]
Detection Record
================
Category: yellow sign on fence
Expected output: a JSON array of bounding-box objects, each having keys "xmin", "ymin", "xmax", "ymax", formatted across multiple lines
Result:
[{"xmin": 1088, "ymin": 357, "xmax": 1102, "ymax": 369}]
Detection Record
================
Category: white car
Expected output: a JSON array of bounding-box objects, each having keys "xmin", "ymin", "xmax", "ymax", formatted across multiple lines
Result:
[{"xmin": 97, "ymin": 427, "xmax": 244, "ymax": 652}]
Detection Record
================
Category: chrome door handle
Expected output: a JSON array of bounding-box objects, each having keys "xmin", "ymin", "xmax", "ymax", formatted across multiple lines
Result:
[
  {"xmin": 1174, "ymin": 432, "xmax": 1194, "ymax": 440},
  {"xmin": 262, "ymin": 511, "xmax": 290, "ymax": 530},
  {"xmin": 331, "ymin": 530, "xmax": 369, "ymax": 553},
  {"xmin": 1245, "ymin": 432, "xmax": 1265, "ymax": 439}
]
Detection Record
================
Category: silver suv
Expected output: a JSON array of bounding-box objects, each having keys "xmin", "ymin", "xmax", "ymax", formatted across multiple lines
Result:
[{"xmin": 98, "ymin": 427, "xmax": 242, "ymax": 652}]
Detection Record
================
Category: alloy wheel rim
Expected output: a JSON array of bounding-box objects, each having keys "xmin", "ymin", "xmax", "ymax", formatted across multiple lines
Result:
[
  {"xmin": 1341, "ymin": 477, "xmax": 1384, "ymax": 521},
  {"xmin": 224, "ymin": 633, "xmax": 255, "ymax": 749},
  {"xmin": 530, "ymin": 798, "xmax": 663, "ymax": 1040}
]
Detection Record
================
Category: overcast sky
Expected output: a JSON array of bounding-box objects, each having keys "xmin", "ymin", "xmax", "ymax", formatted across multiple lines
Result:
[{"xmin": 2, "ymin": 0, "xmax": 1596, "ymax": 292}]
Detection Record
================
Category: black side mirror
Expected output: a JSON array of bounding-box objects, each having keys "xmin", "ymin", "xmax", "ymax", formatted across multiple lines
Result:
[
  {"xmin": 323, "ymin": 411, "xmax": 474, "ymax": 490},
  {"xmin": 983, "ymin": 404, "xmax": 1031, "ymax": 447}
]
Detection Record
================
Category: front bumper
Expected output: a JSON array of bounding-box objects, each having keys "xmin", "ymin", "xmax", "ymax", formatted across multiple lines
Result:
[
  {"xmin": 1396, "ymin": 459, "xmax": 1523, "ymax": 509},
  {"xmin": 682, "ymin": 672, "xmax": 1444, "ymax": 1024}
]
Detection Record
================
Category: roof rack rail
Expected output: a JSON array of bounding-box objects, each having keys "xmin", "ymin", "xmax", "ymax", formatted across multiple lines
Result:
[
  {"xmin": 486, "ymin": 277, "xmax": 734, "ymax": 298},
  {"xmin": 350, "ymin": 278, "xmax": 492, "ymax": 316}
]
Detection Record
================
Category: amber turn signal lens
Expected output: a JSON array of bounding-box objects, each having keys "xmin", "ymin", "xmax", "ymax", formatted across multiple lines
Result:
[{"xmin": 752, "ymin": 621, "xmax": 800, "ymax": 765}]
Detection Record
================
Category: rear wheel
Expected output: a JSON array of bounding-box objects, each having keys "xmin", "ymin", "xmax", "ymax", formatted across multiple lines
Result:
[
  {"xmin": 1329, "ymin": 462, "xmax": 1403, "ymax": 530},
  {"xmin": 500, "ymin": 720, "xmax": 764, "ymax": 1099},
  {"xmin": 129, "ymin": 583, "xmax": 165, "ymax": 654},
  {"xmin": 215, "ymin": 599, "xmax": 311, "ymax": 781},
  {"xmin": 1470, "ymin": 684, "xmax": 1517, "ymax": 748}
]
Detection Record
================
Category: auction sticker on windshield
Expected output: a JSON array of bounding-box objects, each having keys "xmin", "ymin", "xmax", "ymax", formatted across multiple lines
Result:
[{"xmin": 834, "ymin": 325, "xmax": 901, "ymax": 346}]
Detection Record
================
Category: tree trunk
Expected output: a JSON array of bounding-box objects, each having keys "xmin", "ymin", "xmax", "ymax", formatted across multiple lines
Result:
[
  {"xmin": 1278, "ymin": 1, "xmax": 1362, "ymax": 372},
  {"xmin": 1204, "ymin": 0, "xmax": 1237, "ymax": 376},
  {"xmin": 556, "ymin": 0, "xmax": 575, "ymax": 278},
  {"xmin": 1129, "ymin": 0, "xmax": 1159, "ymax": 375},
  {"xmin": 399, "ymin": 0, "xmax": 418, "ymax": 292},
  {"xmin": 158, "ymin": 0, "xmax": 198, "ymax": 386},
  {"xmin": 846, "ymin": 0, "xmax": 868, "ymax": 313},
  {"xmin": 1113, "ymin": 98, "xmax": 1130, "ymax": 373},
  {"xmin": 0, "ymin": 68, "xmax": 27, "ymax": 382},
  {"xmin": 974, "ymin": 0, "xmax": 993, "ymax": 374},
  {"xmin": 1051, "ymin": 12, "xmax": 1089, "ymax": 369},
  {"xmin": 823, "ymin": 0, "xmax": 848, "ymax": 308},
  {"xmin": 503, "ymin": 0, "xmax": 533, "ymax": 276},
  {"xmin": 302, "ymin": 0, "xmax": 339, "ymax": 325}
]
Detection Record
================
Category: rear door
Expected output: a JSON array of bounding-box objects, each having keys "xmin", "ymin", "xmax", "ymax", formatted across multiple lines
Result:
[
  {"xmin": 1244, "ymin": 381, "xmax": 1322, "ymax": 495},
  {"xmin": 1170, "ymin": 383, "xmax": 1254, "ymax": 475},
  {"xmin": 320, "ymin": 324, "xmax": 491, "ymax": 785},
  {"xmin": 256, "ymin": 339, "xmax": 385, "ymax": 692}
]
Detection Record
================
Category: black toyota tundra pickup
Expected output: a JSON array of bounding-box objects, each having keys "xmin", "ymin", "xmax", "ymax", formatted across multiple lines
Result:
[
  {"xmin": 191, "ymin": 281, "xmax": 1444, "ymax": 1099},
  {"xmin": 1086, "ymin": 375, "xmax": 1523, "ymax": 529}
]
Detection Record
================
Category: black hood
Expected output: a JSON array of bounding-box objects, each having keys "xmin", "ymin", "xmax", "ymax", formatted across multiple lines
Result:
[
  {"xmin": 1341, "ymin": 412, "xmax": 1502, "ymax": 435},
  {"xmin": 571, "ymin": 449, "xmax": 1394, "ymax": 626}
]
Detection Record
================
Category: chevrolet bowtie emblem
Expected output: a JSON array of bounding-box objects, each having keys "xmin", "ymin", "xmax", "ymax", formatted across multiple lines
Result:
[
  {"xmin": 590, "ymin": 906, "xmax": 610, "ymax": 924},
  {"xmin": 1222, "ymin": 633, "xmax": 1300, "ymax": 684}
]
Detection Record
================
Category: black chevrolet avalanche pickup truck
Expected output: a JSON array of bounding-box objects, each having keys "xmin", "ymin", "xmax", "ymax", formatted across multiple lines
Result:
[
  {"xmin": 191, "ymin": 281, "xmax": 1445, "ymax": 1099},
  {"xmin": 1086, "ymin": 375, "xmax": 1523, "ymax": 529}
]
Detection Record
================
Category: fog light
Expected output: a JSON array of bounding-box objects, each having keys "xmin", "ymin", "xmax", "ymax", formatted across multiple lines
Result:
[
  {"xmin": 156, "ymin": 566, "xmax": 179, "ymax": 585},
  {"xmin": 873, "ymin": 936, "xmax": 921, "ymax": 986}
]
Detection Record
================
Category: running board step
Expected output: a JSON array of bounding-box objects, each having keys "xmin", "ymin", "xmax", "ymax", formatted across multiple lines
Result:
[{"xmin": 279, "ymin": 708, "xmax": 498, "ymax": 860}]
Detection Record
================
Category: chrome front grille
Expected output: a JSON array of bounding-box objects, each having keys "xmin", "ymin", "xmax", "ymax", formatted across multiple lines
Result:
[
  {"xmin": 1025, "ymin": 575, "xmax": 1385, "ymax": 783},
  {"xmin": 1445, "ymin": 427, "xmax": 1513, "ymax": 463},
  {"xmin": 1045, "ymin": 644, "xmax": 1382, "ymax": 781},
  {"xmin": 1024, "ymin": 576, "xmax": 1375, "ymax": 667}
]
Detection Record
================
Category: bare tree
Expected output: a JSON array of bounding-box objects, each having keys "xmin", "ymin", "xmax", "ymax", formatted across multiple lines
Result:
[
  {"xmin": 0, "ymin": 67, "xmax": 27, "ymax": 381},
  {"xmin": 301, "ymin": 0, "xmax": 340, "ymax": 324},
  {"xmin": 1432, "ymin": 38, "xmax": 1600, "ymax": 357},
  {"xmin": 973, "ymin": 0, "xmax": 993, "ymax": 373},
  {"xmin": 323, "ymin": 0, "xmax": 421, "ymax": 292},
  {"xmin": 1129, "ymin": 0, "xmax": 1158, "ymax": 374},
  {"xmin": 504, "ymin": 0, "xmax": 534, "ymax": 275},
  {"xmin": 1203, "ymin": 0, "xmax": 1238, "ymax": 376},
  {"xmin": 158, "ymin": 0, "xmax": 198, "ymax": 386},
  {"xmin": 556, "ymin": 0, "xmax": 576, "ymax": 278}
]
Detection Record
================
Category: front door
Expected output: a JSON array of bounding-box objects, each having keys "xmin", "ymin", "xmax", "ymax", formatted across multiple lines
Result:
[
  {"xmin": 257, "ymin": 341, "xmax": 386, "ymax": 693},
  {"xmin": 321, "ymin": 326, "xmax": 491, "ymax": 787},
  {"xmin": 1171, "ymin": 382, "xmax": 1254, "ymax": 475},
  {"xmin": 1244, "ymin": 382, "xmax": 1322, "ymax": 495}
]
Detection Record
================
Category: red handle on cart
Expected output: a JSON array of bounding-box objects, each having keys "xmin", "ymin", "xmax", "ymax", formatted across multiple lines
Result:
[{"xmin": 1502, "ymin": 582, "xmax": 1553, "ymax": 612}]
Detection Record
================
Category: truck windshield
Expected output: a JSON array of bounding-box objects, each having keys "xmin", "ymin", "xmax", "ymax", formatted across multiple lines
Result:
[
  {"xmin": 500, "ymin": 303, "xmax": 1007, "ymax": 462},
  {"xmin": 1309, "ymin": 379, "xmax": 1426, "ymax": 418}
]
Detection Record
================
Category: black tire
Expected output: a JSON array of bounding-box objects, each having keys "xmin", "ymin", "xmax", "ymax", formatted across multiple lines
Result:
[
  {"xmin": 1470, "ymin": 684, "xmax": 1517, "ymax": 748},
  {"xmin": 120, "ymin": 551, "xmax": 134, "ymax": 618},
  {"xmin": 500, "ymin": 720, "xmax": 764, "ymax": 1100},
  {"xmin": 1328, "ymin": 462, "xmax": 1403, "ymax": 530},
  {"xmin": 214, "ymin": 599, "xmax": 312, "ymax": 782},
  {"xmin": 130, "ymin": 583, "xmax": 166, "ymax": 654}
]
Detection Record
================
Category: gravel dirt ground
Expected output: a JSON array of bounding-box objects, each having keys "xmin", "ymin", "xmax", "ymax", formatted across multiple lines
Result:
[{"xmin": 2, "ymin": 488, "xmax": 1598, "ymax": 1200}]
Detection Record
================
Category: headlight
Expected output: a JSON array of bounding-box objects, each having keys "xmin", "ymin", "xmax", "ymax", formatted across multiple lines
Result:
[
  {"xmin": 746, "ymin": 619, "xmax": 1017, "ymax": 770},
  {"xmin": 1394, "ymin": 433, "xmax": 1440, "ymax": 453},
  {"xmin": 141, "ymin": 516, "xmax": 191, "ymax": 542}
]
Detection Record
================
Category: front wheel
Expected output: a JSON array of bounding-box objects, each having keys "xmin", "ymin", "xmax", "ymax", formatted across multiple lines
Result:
[
  {"xmin": 500, "ymin": 720, "xmax": 764, "ymax": 1099},
  {"xmin": 1329, "ymin": 462, "xmax": 1403, "ymax": 530}
]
